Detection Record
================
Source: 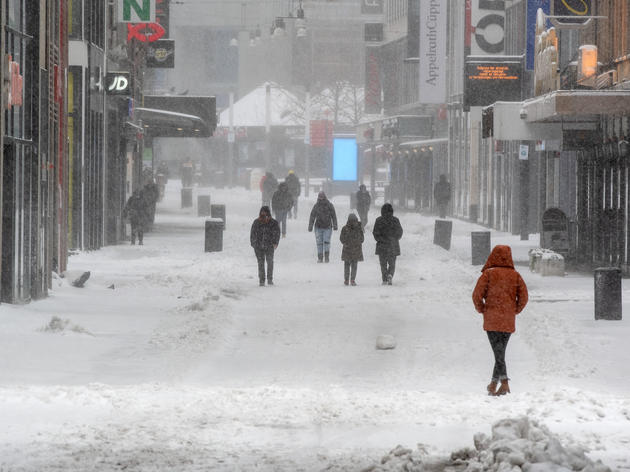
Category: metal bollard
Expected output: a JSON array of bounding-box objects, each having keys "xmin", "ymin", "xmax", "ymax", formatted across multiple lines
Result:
[
  {"xmin": 594, "ymin": 267, "xmax": 622, "ymax": 320},
  {"xmin": 433, "ymin": 219, "xmax": 452, "ymax": 250},
  {"xmin": 205, "ymin": 218, "xmax": 224, "ymax": 252},
  {"xmin": 197, "ymin": 195, "xmax": 211, "ymax": 217},
  {"xmin": 210, "ymin": 204, "xmax": 226, "ymax": 227},
  {"xmin": 181, "ymin": 187, "xmax": 193, "ymax": 208},
  {"xmin": 471, "ymin": 231, "xmax": 491, "ymax": 265}
]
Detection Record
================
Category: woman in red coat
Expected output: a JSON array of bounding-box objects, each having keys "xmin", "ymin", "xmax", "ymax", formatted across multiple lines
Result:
[{"xmin": 472, "ymin": 245, "xmax": 528, "ymax": 396}]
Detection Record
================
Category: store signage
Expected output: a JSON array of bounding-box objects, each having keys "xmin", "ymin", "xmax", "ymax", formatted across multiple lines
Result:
[
  {"xmin": 464, "ymin": 59, "xmax": 522, "ymax": 107},
  {"xmin": 106, "ymin": 72, "xmax": 131, "ymax": 95},
  {"xmin": 119, "ymin": 0, "xmax": 156, "ymax": 23},
  {"xmin": 146, "ymin": 39, "xmax": 174, "ymax": 68},
  {"xmin": 7, "ymin": 56, "xmax": 23, "ymax": 108},
  {"xmin": 364, "ymin": 46, "xmax": 381, "ymax": 114},
  {"xmin": 419, "ymin": 0, "xmax": 447, "ymax": 104},
  {"xmin": 470, "ymin": 0, "xmax": 505, "ymax": 55},
  {"xmin": 552, "ymin": 0, "xmax": 591, "ymax": 25},
  {"xmin": 519, "ymin": 144, "xmax": 529, "ymax": 160},
  {"xmin": 127, "ymin": 22, "xmax": 165, "ymax": 42},
  {"xmin": 155, "ymin": 0, "xmax": 170, "ymax": 37}
]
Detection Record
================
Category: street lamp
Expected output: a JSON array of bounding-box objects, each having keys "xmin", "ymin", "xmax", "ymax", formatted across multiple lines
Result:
[{"xmin": 271, "ymin": 0, "xmax": 306, "ymax": 38}]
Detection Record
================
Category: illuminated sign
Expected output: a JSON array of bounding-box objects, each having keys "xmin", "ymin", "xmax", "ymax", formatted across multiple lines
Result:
[
  {"xmin": 105, "ymin": 72, "xmax": 131, "ymax": 95},
  {"xmin": 127, "ymin": 22, "xmax": 165, "ymax": 42},
  {"xmin": 118, "ymin": 0, "xmax": 156, "ymax": 23},
  {"xmin": 146, "ymin": 39, "xmax": 174, "ymax": 68},
  {"xmin": 464, "ymin": 59, "xmax": 522, "ymax": 107},
  {"xmin": 332, "ymin": 138, "xmax": 358, "ymax": 181},
  {"xmin": 552, "ymin": 0, "xmax": 591, "ymax": 25}
]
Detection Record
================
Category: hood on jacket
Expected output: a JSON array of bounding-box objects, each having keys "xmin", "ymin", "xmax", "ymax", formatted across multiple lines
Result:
[
  {"xmin": 318, "ymin": 191, "xmax": 327, "ymax": 200},
  {"xmin": 259, "ymin": 206, "xmax": 271, "ymax": 218},
  {"xmin": 481, "ymin": 245, "xmax": 515, "ymax": 272},
  {"xmin": 347, "ymin": 213, "xmax": 359, "ymax": 225},
  {"xmin": 359, "ymin": 184, "xmax": 366, "ymax": 191},
  {"xmin": 278, "ymin": 182, "xmax": 288, "ymax": 192},
  {"xmin": 381, "ymin": 203, "xmax": 394, "ymax": 217}
]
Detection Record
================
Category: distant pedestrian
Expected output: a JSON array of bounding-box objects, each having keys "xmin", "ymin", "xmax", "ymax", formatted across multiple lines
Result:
[
  {"xmin": 340, "ymin": 213, "xmax": 364, "ymax": 286},
  {"xmin": 141, "ymin": 179, "xmax": 160, "ymax": 227},
  {"xmin": 472, "ymin": 245, "xmax": 528, "ymax": 396},
  {"xmin": 372, "ymin": 203, "xmax": 403, "ymax": 285},
  {"xmin": 250, "ymin": 206, "xmax": 281, "ymax": 286},
  {"xmin": 285, "ymin": 170, "xmax": 301, "ymax": 218},
  {"xmin": 272, "ymin": 181, "xmax": 294, "ymax": 237},
  {"xmin": 261, "ymin": 171, "xmax": 278, "ymax": 207},
  {"xmin": 434, "ymin": 174, "xmax": 451, "ymax": 219},
  {"xmin": 355, "ymin": 184, "xmax": 371, "ymax": 229},
  {"xmin": 123, "ymin": 190, "xmax": 147, "ymax": 245},
  {"xmin": 308, "ymin": 191, "xmax": 338, "ymax": 263}
]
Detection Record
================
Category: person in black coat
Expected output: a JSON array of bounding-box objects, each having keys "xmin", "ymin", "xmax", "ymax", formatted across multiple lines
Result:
[
  {"xmin": 123, "ymin": 190, "xmax": 147, "ymax": 245},
  {"xmin": 340, "ymin": 213, "xmax": 364, "ymax": 285},
  {"xmin": 272, "ymin": 181, "xmax": 294, "ymax": 237},
  {"xmin": 308, "ymin": 191, "xmax": 338, "ymax": 263},
  {"xmin": 261, "ymin": 171, "xmax": 278, "ymax": 207},
  {"xmin": 355, "ymin": 184, "xmax": 372, "ymax": 229},
  {"xmin": 250, "ymin": 206, "xmax": 281, "ymax": 286},
  {"xmin": 285, "ymin": 170, "xmax": 301, "ymax": 218},
  {"xmin": 372, "ymin": 203, "xmax": 403, "ymax": 285},
  {"xmin": 434, "ymin": 174, "xmax": 451, "ymax": 219}
]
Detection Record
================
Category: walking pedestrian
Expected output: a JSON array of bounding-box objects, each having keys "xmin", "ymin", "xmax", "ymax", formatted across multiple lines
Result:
[
  {"xmin": 250, "ymin": 206, "xmax": 281, "ymax": 286},
  {"xmin": 340, "ymin": 213, "xmax": 364, "ymax": 286},
  {"xmin": 123, "ymin": 190, "xmax": 147, "ymax": 245},
  {"xmin": 261, "ymin": 171, "xmax": 278, "ymax": 207},
  {"xmin": 355, "ymin": 184, "xmax": 371, "ymax": 229},
  {"xmin": 272, "ymin": 181, "xmax": 294, "ymax": 237},
  {"xmin": 308, "ymin": 191, "xmax": 338, "ymax": 263},
  {"xmin": 434, "ymin": 174, "xmax": 451, "ymax": 219},
  {"xmin": 372, "ymin": 203, "xmax": 403, "ymax": 285},
  {"xmin": 472, "ymin": 245, "xmax": 528, "ymax": 396},
  {"xmin": 285, "ymin": 170, "xmax": 301, "ymax": 218}
]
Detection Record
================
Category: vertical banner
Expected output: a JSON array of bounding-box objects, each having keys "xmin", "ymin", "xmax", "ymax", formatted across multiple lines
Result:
[
  {"xmin": 526, "ymin": 0, "xmax": 550, "ymax": 70},
  {"xmin": 364, "ymin": 46, "xmax": 382, "ymax": 114},
  {"xmin": 419, "ymin": 0, "xmax": 447, "ymax": 104}
]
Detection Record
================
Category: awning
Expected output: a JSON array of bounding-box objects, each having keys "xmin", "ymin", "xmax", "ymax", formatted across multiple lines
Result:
[
  {"xmin": 399, "ymin": 138, "xmax": 448, "ymax": 149},
  {"xmin": 522, "ymin": 90, "xmax": 630, "ymax": 123},
  {"xmin": 135, "ymin": 107, "xmax": 211, "ymax": 137}
]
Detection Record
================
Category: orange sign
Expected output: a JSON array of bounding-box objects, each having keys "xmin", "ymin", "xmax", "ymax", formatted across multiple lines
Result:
[{"xmin": 468, "ymin": 64, "xmax": 519, "ymax": 81}]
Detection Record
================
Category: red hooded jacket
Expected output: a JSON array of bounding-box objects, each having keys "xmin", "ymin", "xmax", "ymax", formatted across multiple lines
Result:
[{"xmin": 472, "ymin": 245, "xmax": 528, "ymax": 333}]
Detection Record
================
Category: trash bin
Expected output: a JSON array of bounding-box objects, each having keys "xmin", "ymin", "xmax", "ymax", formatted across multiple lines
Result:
[
  {"xmin": 181, "ymin": 187, "xmax": 193, "ymax": 208},
  {"xmin": 541, "ymin": 208, "xmax": 569, "ymax": 257},
  {"xmin": 205, "ymin": 218, "xmax": 224, "ymax": 252},
  {"xmin": 211, "ymin": 204, "xmax": 226, "ymax": 227},
  {"xmin": 433, "ymin": 219, "xmax": 452, "ymax": 250},
  {"xmin": 594, "ymin": 267, "xmax": 622, "ymax": 320},
  {"xmin": 471, "ymin": 231, "xmax": 491, "ymax": 265},
  {"xmin": 197, "ymin": 195, "xmax": 211, "ymax": 217}
]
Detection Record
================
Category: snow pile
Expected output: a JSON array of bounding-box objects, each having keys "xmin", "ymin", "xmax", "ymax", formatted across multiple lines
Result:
[
  {"xmin": 367, "ymin": 417, "xmax": 611, "ymax": 472},
  {"xmin": 39, "ymin": 316, "xmax": 93, "ymax": 336}
]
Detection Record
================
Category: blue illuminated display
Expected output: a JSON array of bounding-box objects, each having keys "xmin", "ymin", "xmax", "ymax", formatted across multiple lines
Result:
[{"xmin": 332, "ymin": 138, "xmax": 358, "ymax": 181}]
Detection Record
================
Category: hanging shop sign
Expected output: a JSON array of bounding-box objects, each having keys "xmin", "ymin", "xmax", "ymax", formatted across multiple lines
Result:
[
  {"xmin": 155, "ymin": 0, "xmax": 170, "ymax": 37},
  {"xmin": 119, "ymin": 0, "xmax": 156, "ymax": 23},
  {"xmin": 146, "ymin": 39, "xmax": 175, "ymax": 68},
  {"xmin": 127, "ymin": 22, "xmax": 165, "ymax": 42},
  {"xmin": 464, "ymin": 57, "xmax": 522, "ymax": 108},
  {"xmin": 7, "ymin": 56, "xmax": 23, "ymax": 108},
  {"xmin": 105, "ymin": 72, "xmax": 131, "ymax": 95},
  {"xmin": 552, "ymin": 0, "xmax": 591, "ymax": 25},
  {"xmin": 419, "ymin": 0, "xmax": 447, "ymax": 104},
  {"xmin": 364, "ymin": 46, "xmax": 382, "ymax": 114}
]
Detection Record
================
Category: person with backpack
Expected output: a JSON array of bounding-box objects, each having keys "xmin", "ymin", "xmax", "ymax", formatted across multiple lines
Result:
[
  {"xmin": 250, "ymin": 206, "xmax": 281, "ymax": 286},
  {"xmin": 372, "ymin": 203, "xmax": 403, "ymax": 285},
  {"xmin": 285, "ymin": 170, "xmax": 301, "ymax": 219},
  {"xmin": 272, "ymin": 181, "xmax": 294, "ymax": 237},
  {"xmin": 472, "ymin": 245, "xmax": 528, "ymax": 396},
  {"xmin": 355, "ymin": 184, "xmax": 372, "ymax": 229},
  {"xmin": 308, "ymin": 191, "xmax": 338, "ymax": 263},
  {"xmin": 339, "ymin": 213, "xmax": 364, "ymax": 286}
]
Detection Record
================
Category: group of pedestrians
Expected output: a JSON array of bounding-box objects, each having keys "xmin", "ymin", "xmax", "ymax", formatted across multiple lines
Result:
[{"xmin": 123, "ymin": 179, "xmax": 160, "ymax": 245}]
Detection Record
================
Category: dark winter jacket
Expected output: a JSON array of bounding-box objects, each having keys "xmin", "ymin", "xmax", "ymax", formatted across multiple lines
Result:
[
  {"xmin": 272, "ymin": 182, "xmax": 294, "ymax": 214},
  {"xmin": 372, "ymin": 203, "xmax": 403, "ymax": 256},
  {"xmin": 340, "ymin": 214, "xmax": 364, "ymax": 262},
  {"xmin": 285, "ymin": 173, "xmax": 301, "ymax": 198},
  {"xmin": 262, "ymin": 172, "xmax": 278, "ymax": 200},
  {"xmin": 250, "ymin": 214, "xmax": 281, "ymax": 251},
  {"xmin": 356, "ymin": 188, "xmax": 371, "ymax": 213},
  {"xmin": 472, "ymin": 245, "xmax": 528, "ymax": 333},
  {"xmin": 434, "ymin": 177, "xmax": 451, "ymax": 204},
  {"xmin": 308, "ymin": 198, "xmax": 338, "ymax": 231},
  {"xmin": 123, "ymin": 192, "xmax": 146, "ymax": 226}
]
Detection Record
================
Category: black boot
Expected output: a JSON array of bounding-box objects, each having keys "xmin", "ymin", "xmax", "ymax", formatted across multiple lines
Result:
[
  {"xmin": 317, "ymin": 253, "xmax": 323, "ymax": 263},
  {"xmin": 324, "ymin": 251, "xmax": 330, "ymax": 263}
]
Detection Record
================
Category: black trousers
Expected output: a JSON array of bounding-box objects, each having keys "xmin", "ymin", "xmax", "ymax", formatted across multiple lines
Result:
[
  {"xmin": 254, "ymin": 247, "xmax": 274, "ymax": 282},
  {"xmin": 378, "ymin": 254, "xmax": 396, "ymax": 281},
  {"xmin": 358, "ymin": 210, "xmax": 368, "ymax": 228},
  {"xmin": 487, "ymin": 331, "xmax": 511, "ymax": 381},
  {"xmin": 344, "ymin": 261, "xmax": 358, "ymax": 281}
]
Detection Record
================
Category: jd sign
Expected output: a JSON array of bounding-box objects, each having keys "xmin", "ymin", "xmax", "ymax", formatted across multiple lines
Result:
[{"xmin": 118, "ymin": 0, "xmax": 156, "ymax": 23}]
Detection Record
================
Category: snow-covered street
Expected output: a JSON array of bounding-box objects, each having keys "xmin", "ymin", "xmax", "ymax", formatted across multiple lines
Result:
[{"xmin": 1, "ymin": 182, "xmax": 629, "ymax": 471}]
